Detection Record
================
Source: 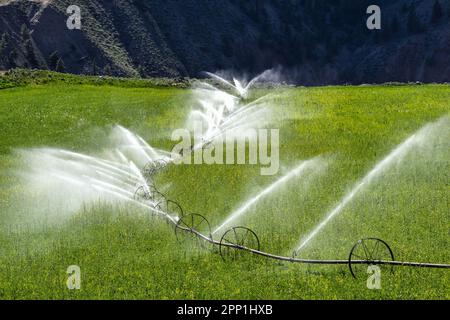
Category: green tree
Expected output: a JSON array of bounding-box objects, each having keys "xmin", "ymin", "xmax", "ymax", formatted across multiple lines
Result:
[
  {"xmin": 21, "ymin": 24, "xmax": 38, "ymax": 67},
  {"xmin": 8, "ymin": 48, "xmax": 18, "ymax": 67},
  {"xmin": 0, "ymin": 33, "xmax": 7, "ymax": 52},
  {"xmin": 48, "ymin": 51, "xmax": 60, "ymax": 70},
  {"xmin": 103, "ymin": 64, "xmax": 112, "ymax": 76},
  {"xmin": 91, "ymin": 58, "xmax": 98, "ymax": 75},
  {"xmin": 0, "ymin": 33, "xmax": 9, "ymax": 65},
  {"xmin": 55, "ymin": 57, "xmax": 65, "ymax": 73},
  {"xmin": 20, "ymin": 24, "xmax": 30, "ymax": 42}
]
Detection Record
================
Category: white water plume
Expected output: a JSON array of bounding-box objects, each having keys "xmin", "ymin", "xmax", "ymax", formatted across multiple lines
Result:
[
  {"xmin": 110, "ymin": 125, "xmax": 172, "ymax": 167},
  {"xmin": 295, "ymin": 116, "xmax": 450, "ymax": 253},
  {"xmin": 212, "ymin": 157, "xmax": 327, "ymax": 235},
  {"xmin": 188, "ymin": 71, "xmax": 275, "ymax": 150},
  {"xmin": 13, "ymin": 70, "xmax": 283, "ymax": 225},
  {"xmin": 14, "ymin": 125, "xmax": 178, "ymax": 223},
  {"xmin": 204, "ymin": 69, "xmax": 275, "ymax": 99}
]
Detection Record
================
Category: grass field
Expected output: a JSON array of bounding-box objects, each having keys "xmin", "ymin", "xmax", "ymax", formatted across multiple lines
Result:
[{"xmin": 0, "ymin": 79, "xmax": 449, "ymax": 299}]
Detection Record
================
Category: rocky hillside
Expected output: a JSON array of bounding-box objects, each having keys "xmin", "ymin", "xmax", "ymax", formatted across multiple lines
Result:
[{"xmin": 1, "ymin": 0, "xmax": 450, "ymax": 84}]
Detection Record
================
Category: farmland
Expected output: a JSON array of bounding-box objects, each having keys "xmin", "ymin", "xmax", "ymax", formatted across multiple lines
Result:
[{"xmin": 0, "ymin": 76, "xmax": 449, "ymax": 299}]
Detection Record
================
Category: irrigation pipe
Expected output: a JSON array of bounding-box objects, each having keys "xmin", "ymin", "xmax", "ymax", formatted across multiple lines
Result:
[
  {"xmin": 175, "ymin": 223, "xmax": 450, "ymax": 269},
  {"xmin": 135, "ymin": 187, "xmax": 450, "ymax": 277},
  {"xmin": 136, "ymin": 162, "xmax": 450, "ymax": 278}
]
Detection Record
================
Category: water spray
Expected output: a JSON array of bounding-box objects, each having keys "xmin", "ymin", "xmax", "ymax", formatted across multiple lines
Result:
[{"xmin": 16, "ymin": 72, "xmax": 450, "ymax": 279}]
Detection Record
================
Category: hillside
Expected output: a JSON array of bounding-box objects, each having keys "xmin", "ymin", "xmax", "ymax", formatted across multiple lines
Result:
[{"xmin": 1, "ymin": 0, "xmax": 450, "ymax": 84}]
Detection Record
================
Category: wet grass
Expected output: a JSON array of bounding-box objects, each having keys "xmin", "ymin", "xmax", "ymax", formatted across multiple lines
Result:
[{"xmin": 0, "ymin": 83, "xmax": 449, "ymax": 299}]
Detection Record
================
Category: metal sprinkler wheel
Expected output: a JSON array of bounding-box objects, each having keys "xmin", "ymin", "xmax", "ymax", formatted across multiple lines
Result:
[
  {"xmin": 219, "ymin": 227, "xmax": 260, "ymax": 261},
  {"xmin": 134, "ymin": 185, "xmax": 168, "ymax": 217},
  {"xmin": 158, "ymin": 199, "xmax": 183, "ymax": 226},
  {"xmin": 152, "ymin": 190, "xmax": 167, "ymax": 209},
  {"xmin": 133, "ymin": 178, "xmax": 450, "ymax": 272},
  {"xmin": 166, "ymin": 199, "xmax": 184, "ymax": 218},
  {"xmin": 134, "ymin": 182, "xmax": 161, "ymax": 199},
  {"xmin": 143, "ymin": 159, "xmax": 168, "ymax": 180},
  {"xmin": 133, "ymin": 185, "xmax": 154, "ymax": 202},
  {"xmin": 175, "ymin": 213, "xmax": 213, "ymax": 250},
  {"xmin": 152, "ymin": 191, "xmax": 171, "ymax": 224},
  {"xmin": 348, "ymin": 238, "xmax": 395, "ymax": 278}
]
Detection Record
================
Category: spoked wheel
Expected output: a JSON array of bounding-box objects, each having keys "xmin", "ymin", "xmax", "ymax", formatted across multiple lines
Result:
[
  {"xmin": 143, "ymin": 159, "xmax": 168, "ymax": 180},
  {"xmin": 175, "ymin": 213, "xmax": 213, "ymax": 250},
  {"xmin": 348, "ymin": 238, "xmax": 395, "ymax": 278},
  {"xmin": 153, "ymin": 191, "xmax": 173, "ymax": 225},
  {"xmin": 133, "ymin": 185, "xmax": 151, "ymax": 202},
  {"xmin": 157, "ymin": 199, "xmax": 184, "ymax": 225},
  {"xmin": 166, "ymin": 199, "xmax": 184, "ymax": 218},
  {"xmin": 152, "ymin": 190, "xmax": 168, "ymax": 210},
  {"xmin": 135, "ymin": 185, "xmax": 167, "ymax": 218},
  {"xmin": 133, "ymin": 184, "xmax": 159, "ymax": 202},
  {"xmin": 219, "ymin": 227, "xmax": 260, "ymax": 262}
]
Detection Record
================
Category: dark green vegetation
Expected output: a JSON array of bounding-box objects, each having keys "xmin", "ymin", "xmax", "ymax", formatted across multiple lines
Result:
[
  {"xmin": 1, "ymin": 0, "xmax": 450, "ymax": 84},
  {"xmin": 0, "ymin": 69, "xmax": 189, "ymax": 90},
  {"xmin": 0, "ymin": 79, "xmax": 449, "ymax": 299}
]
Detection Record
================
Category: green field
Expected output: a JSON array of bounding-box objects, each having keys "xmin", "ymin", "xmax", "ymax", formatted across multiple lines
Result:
[{"xmin": 0, "ymin": 78, "xmax": 449, "ymax": 299}]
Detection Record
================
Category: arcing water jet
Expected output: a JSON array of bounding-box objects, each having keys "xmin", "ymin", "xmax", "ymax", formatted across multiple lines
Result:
[
  {"xmin": 294, "ymin": 116, "xmax": 449, "ymax": 253},
  {"xmin": 16, "ymin": 70, "xmax": 279, "ymax": 225},
  {"xmin": 212, "ymin": 157, "xmax": 326, "ymax": 235},
  {"xmin": 16, "ymin": 125, "xmax": 180, "ymax": 223},
  {"xmin": 189, "ymin": 70, "xmax": 274, "ymax": 149},
  {"xmin": 204, "ymin": 70, "xmax": 274, "ymax": 99}
]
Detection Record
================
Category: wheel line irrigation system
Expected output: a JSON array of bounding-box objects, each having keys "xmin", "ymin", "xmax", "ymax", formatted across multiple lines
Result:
[
  {"xmin": 24, "ymin": 72, "xmax": 449, "ymax": 280},
  {"xmin": 134, "ymin": 162, "xmax": 450, "ymax": 279}
]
